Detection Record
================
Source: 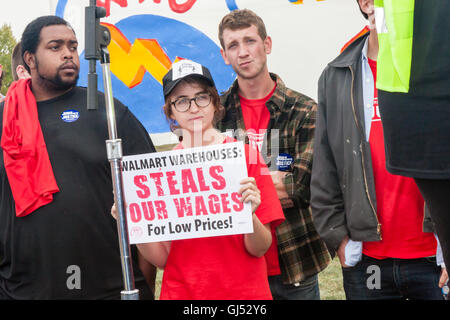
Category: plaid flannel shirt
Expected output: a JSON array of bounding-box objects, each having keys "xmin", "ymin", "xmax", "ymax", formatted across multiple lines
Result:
[{"xmin": 218, "ymin": 74, "xmax": 331, "ymax": 284}]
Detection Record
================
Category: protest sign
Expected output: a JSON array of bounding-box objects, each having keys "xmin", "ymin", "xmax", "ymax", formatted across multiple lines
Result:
[{"xmin": 121, "ymin": 141, "xmax": 253, "ymax": 244}]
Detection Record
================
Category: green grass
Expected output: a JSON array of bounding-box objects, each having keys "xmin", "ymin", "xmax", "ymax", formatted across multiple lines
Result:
[
  {"xmin": 318, "ymin": 257, "xmax": 345, "ymax": 300},
  {"xmin": 154, "ymin": 257, "xmax": 345, "ymax": 300}
]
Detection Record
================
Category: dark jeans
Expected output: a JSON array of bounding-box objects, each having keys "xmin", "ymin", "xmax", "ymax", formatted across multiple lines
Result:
[
  {"xmin": 414, "ymin": 178, "xmax": 450, "ymax": 271},
  {"xmin": 268, "ymin": 274, "xmax": 320, "ymax": 300},
  {"xmin": 342, "ymin": 255, "xmax": 444, "ymax": 300}
]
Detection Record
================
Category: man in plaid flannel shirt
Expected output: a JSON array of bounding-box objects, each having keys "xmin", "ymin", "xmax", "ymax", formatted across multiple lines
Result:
[{"xmin": 217, "ymin": 9, "xmax": 330, "ymax": 300}]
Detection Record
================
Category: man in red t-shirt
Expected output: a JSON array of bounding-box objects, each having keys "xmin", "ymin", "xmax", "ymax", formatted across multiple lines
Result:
[
  {"xmin": 311, "ymin": 0, "xmax": 447, "ymax": 300},
  {"xmin": 218, "ymin": 9, "xmax": 331, "ymax": 300}
]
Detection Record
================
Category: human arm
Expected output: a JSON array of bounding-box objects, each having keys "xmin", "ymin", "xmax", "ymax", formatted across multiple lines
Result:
[
  {"xmin": 137, "ymin": 251, "xmax": 157, "ymax": 296},
  {"xmin": 310, "ymin": 70, "xmax": 348, "ymax": 254},
  {"xmin": 336, "ymin": 236, "xmax": 363, "ymax": 268},
  {"xmin": 336, "ymin": 236, "xmax": 350, "ymax": 267},
  {"xmin": 439, "ymin": 268, "xmax": 448, "ymax": 289},
  {"xmin": 239, "ymin": 177, "xmax": 272, "ymax": 257},
  {"xmin": 111, "ymin": 203, "xmax": 171, "ymax": 269},
  {"xmin": 269, "ymin": 171, "xmax": 294, "ymax": 208},
  {"xmin": 435, "ymin": 233, "xmax": 448, "ymax": 288},
  {"xmin": 276, "ymin": 95, "xmax": 317, "ymax": 210}
]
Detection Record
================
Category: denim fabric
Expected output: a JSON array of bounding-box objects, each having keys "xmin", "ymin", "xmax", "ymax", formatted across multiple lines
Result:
[
  {"xmin": 415, "ymin": 178, "xmax": 450, "ymax": 271},
  {"xmin": 342, "ymin": 255, "xmax": 444, "ymax": 300},
  {"xmin": 268, "ymin": 274, "xmax": 320, "ymax": 300}
]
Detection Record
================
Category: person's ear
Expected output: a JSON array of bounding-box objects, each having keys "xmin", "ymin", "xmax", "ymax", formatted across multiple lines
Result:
[
  {"xmin": 16, "ymin": 65, "xmax": 31, "ymax": 80},
  {"xmin": 169, "ymin": 105, "xmax": 176, "ymax": 120},
  {"xmin": 23, "ymin": 51, "xmax": 36, "ymax": 71},
  {"xmin": 220, "ymin": 48, "xmax": 230, "ymax": 65},
  {"xmin": 264, "ymin": 36, "xmax": 272, "ymax": 55}
]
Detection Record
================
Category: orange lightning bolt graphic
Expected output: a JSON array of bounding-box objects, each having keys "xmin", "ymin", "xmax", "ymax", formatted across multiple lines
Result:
[{"xmin": 102, "ymin": 22, "xmax": 175, "ymax": 88}]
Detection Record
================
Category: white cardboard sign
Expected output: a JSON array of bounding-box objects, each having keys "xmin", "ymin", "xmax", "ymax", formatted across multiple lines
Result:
[{"xmin": 121, "ymin": 141, "xmax": 253, "ymax": 244}]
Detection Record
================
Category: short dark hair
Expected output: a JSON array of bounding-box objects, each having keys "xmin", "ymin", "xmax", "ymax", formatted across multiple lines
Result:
[
  {"xmin": 21, "ymin": 15, "xmax": 74, "ymax": 73},
  {"xmin": 11, "ymin": 42, "xmax": 25, "ymax": 81},
  {"xmin": 357, "ymin": 0, "xmax": 369, "ymax": 19}
]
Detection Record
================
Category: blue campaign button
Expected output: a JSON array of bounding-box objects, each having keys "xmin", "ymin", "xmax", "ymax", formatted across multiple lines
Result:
[
  {"xmin": 61, "ymin": 109, "xmax": 80, "ymax": 123},
  {"xmin": 276, "ymin": 153, "xmax": 294, "ymax": 171}
]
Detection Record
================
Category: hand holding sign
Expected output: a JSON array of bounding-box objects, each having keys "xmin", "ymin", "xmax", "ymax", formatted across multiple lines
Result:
[
  {"xmin": 238, "ymin": 177, "xmax": 261, "ymax": 213},
  {"xmin": 121, "ymin": 142, "xmax": 255, "ymax": 244}
]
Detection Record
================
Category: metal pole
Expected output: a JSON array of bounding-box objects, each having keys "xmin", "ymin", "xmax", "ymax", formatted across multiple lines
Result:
[
  {"xmin": 100, "ymin": 47, "xmax": 139, "ymax": 300},
  {"xmin": 85, "ymin": 0, "xmax": 139, "ymax": 299}
]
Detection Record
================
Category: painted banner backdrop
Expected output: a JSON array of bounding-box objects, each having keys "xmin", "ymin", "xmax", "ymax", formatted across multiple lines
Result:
[
  {"xmin": 51, "ymin": 0, "xmax": 365, "ymax": 139},
  {"xmin": 121, "ymin": 141, "xmax": 253, "ymax": 243}
]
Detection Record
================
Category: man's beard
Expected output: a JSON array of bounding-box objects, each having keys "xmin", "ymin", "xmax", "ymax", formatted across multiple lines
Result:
[{"xmin": 35, "ymin": 57, "xmax": 79, "ymax": 92}]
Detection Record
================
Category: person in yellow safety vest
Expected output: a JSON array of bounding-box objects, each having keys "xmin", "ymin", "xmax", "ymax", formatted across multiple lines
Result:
[{"xmin": 375, "ymin": 1, "xmax": 450, "ymax": 297}]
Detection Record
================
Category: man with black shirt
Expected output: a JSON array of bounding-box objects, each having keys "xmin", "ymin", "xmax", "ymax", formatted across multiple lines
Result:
[{"xmin": 0, "ymin": 15, "xmax": 156, "ymax": 299}]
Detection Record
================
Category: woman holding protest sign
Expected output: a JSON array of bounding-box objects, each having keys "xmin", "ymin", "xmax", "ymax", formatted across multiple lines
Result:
[{"xmin": 112, "ymin": 59, "xmax": 284, "ymax": 299}]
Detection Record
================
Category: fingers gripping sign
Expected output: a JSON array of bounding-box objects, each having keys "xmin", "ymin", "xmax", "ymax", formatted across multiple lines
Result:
[{"xmin": 238, "ymin": 177, "xmax": 261, "ymax": 213}]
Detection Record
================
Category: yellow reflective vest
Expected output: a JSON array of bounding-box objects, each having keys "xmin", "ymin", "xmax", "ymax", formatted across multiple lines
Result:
[{"xmin": 374, "ymin": 0, "xmax": 415, "ymax": 93}]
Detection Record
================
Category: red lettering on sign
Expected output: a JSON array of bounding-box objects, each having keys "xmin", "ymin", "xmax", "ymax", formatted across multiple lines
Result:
[
  {"xmin": 134, "ymin": 175, "xmax": 150, "ymax": 198},
  {"xmin": 97, "ymin": 0, "xmax": 197, "ymax": 16},
  {"xmin": 142, "ymin": 201, "xmax": 155, "ymax": 221},
  {"xmin": 149, "ymin": 172, "xmax": 165, "ymax": 196},
  {"xmin": 195, "ymin": 195, "xmax": 208, "ymax": 216},
  {"xmin": 166, "ymin": 171, "xmax": 180, "ymax": 195},
  {"xmin": 173, "ymin": 197, "xmax": 193, "ymax": 218},
  {"xmin": 181, "ymin": 169, "xmax": 199, "ymax": 193},
  {"xmin": 96, "ymin": 0, "xmax": 127, "ymax": 17},
  {"xmin": 231, "ymin": 192, "xmax": 244, "ymax": 211},
  {"xmin": 208, "ymin": 194, "xmax": 221, "ymax": 214},
  {"xmin": 168, "ymin": 0, "xmax": 197, "ymax": 13},
  {"xmin": 129, "ymin": 203, "xmax": 141, "ymax": 223},
  {"xmin": 129, "ymin": 201, "xmax": 168, "ymax": 223},
  {"xmin": 209, "ymin": 165, "xmax": 226, "ymax": 190},
  {"xmin": 220, "ymin": 193, "xmax": 231, "ymax": 213},
  {"xmin": 155, "ymin": 200, "xmax": 168, "ymax": 219},
  {"xmin": 196, "ymin": 168, "xmax": 210, "ymax": 192}
]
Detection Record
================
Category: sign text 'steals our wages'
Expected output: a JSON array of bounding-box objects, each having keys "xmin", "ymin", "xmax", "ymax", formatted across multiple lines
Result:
[{"xmin": 121, "ymin": 141, "xmax": 253, "ymax": 244}]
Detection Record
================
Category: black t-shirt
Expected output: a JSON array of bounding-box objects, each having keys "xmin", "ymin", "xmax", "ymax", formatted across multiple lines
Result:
[{"xmin": 0, "ymin": 86, "xmax": 156, "ymax": 299}]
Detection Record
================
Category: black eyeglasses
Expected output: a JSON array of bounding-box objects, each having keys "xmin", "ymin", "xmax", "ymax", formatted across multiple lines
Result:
[{"xmin": 171, "ymin": 93, "xmax": 212, "ymax": 112}]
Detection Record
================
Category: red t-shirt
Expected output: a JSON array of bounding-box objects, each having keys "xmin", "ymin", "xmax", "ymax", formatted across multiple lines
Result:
[
  {"xmin": 239, "ymin": 83, "xmax": 283, "ymax": 276},
  {"xmin": 159, "ymin": 137, "xmax": 284, "ymax": 300},
  {"xmin": 239, "ymin": 84, "xmax": 276, "ymax": 152},
  {"xmin": 362, "ymin": 58, "xmax": 436, "ymax": 259}
]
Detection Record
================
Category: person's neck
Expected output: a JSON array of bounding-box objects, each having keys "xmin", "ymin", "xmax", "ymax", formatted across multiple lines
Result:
[
  {"xmin": 367, "ymin": 28, "xmax": 379, "ymax": 61},
  {"xmin": 31, "ymin": 81, "xmax": 73, "ymax": 102},
  {"xmin": 237, "ymin": 71, "xmax": 275, "ymax": 100},
  {"xmin": 181, "ymin": 128, "xmax": 225, "ymax": 148}
]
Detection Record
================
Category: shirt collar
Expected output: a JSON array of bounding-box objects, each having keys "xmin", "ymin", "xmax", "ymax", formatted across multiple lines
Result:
[
  {"xmin": 228, "ymin": 73, "xmax": 285, "ymax": 113},
  {"xmin": 361, "ymin": 36, "xmax": 369, "ymax": 62}
]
